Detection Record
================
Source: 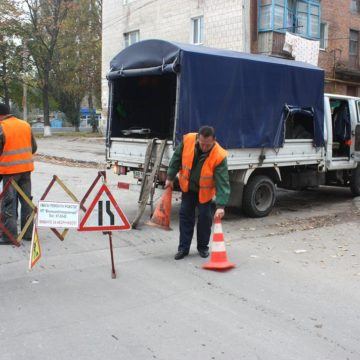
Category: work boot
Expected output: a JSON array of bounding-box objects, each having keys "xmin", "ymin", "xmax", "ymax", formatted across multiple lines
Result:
[
  {"xmin": 174, "ymin": 250, "xmax": 189, "ymax": 260},
  {"xmin": 198, "ymin": 249, "xmax": 209, "ymax": 258}
]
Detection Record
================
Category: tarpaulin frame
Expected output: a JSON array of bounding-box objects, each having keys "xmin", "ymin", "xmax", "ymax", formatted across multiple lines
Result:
[{"xmin": 107, "ymin": 63, "xmax": 178, "ymax": 80}]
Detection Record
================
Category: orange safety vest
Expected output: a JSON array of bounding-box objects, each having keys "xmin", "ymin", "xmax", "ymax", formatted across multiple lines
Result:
[
  {"xmin": 178, "ymin": 133, "xmax": 227, "ymax": 203},
  {"xmin": 0, "ymin": 116, "xmax": 34, "ymax": 175}
]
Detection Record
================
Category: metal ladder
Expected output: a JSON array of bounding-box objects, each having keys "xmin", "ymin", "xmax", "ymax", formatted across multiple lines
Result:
[{"xmin": 132, "ymin": 139, "xmax": 167, "ymax": 229}]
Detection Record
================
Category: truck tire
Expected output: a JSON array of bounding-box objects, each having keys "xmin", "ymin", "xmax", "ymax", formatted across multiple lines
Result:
[
  {"xmin": 350, "ymin": 165, "xmax": 360, "ymax": 196},
  {"xmin": 242, "ymin": 175, "xmax": 276, "ymax": 218}
]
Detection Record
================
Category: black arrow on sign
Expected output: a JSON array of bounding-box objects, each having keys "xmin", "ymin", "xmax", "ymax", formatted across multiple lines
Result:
[
  {"xmin": 98, "ymin": 200, "xmax": 115, "ymax": 226},
  {"xmin": 106, "ymin": 201, "xmax": 115, "ymax": 225},
  {"xmin": 98, "ymin": 201, "xmax": 103, "ymax": 226}
]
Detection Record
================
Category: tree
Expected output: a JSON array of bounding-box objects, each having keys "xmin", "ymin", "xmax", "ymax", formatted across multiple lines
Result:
[
  {"xmin": 0, "ymin": 1, "xmax": 23, "ymax": 108},
  {"xmin": 23, "ymin": 0, "xmax": 71, "ymax": 135},
  {"xmin": 0, "ymin": 0, "xmax": 102, "ymax": 130},
  {"xmin": 85, "ymin": 0, "xmax": 102, "ymax": 133},
  {"xmin": 0, "ymin": 37, "xmax": 23, "ymax": 107},
  {"xmin": 53, "ymin": 0, "xmax": 102, "ymax": 131}
]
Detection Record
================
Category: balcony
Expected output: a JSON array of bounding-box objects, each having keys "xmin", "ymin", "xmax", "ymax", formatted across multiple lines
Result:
[
  {"xmin": 335, "ymin": 55, "xmax": 360, "ymax": 81},
  {"xmin": 257, "ymin": 32, "xmax": 293, "ymax": 59}
]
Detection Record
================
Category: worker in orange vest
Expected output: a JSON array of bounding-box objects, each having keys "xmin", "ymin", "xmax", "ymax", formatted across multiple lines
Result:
[
  {"xmin": 166, "ymin": 126, "xmax": 230, "ymax": 260},
  {"xmin": 0, "ymin": 103, "xmax": 37, "ymax": 244}
]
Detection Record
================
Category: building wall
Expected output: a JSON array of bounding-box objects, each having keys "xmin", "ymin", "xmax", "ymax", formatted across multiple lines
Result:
[
  {"xmin": 101, "ymin": 0, "xmax": 250, "ymax": 128},
  {"xmin": 319, "ymin": 0, "xmax": 360, "ymax": 95},
  {"xmin": 250, "ymin": 0, "xmax": 360, "ymax": 96}
]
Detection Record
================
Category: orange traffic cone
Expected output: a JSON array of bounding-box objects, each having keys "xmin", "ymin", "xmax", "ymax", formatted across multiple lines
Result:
[
  {"xmin": 202, "ymin": 217, "xmax": 235, "ymax": 271},
  {"xmin": 147, "ymin": 187, "xmax": 172, "ymax": 230}
]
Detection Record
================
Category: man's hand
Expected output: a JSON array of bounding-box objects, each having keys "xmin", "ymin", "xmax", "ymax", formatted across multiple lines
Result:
[
  {"xmin": 214, "ymin": 208, "xmax": 225, "ymax": 220},
  {"xmin": 165, "ymin": 179, "xmax": 174, "ymax": 189}
]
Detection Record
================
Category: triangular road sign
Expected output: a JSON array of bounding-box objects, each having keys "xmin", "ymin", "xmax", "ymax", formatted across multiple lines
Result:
[
  {"xmin": 29, "ymin": 226, "xmax": 41, "ymax": 270},
  {"xmin": 78, "ymin": 184, "xmax": 131, "ymax": 232}
]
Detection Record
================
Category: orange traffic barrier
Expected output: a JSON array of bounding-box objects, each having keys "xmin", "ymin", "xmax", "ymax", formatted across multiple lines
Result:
[
  {"xmin": 202, "ymin": 217, "xmax": 235, "ymax": 271},
  {"xmin": 147, "ymin": 187, "xmax": 172, "ymax": 230}
]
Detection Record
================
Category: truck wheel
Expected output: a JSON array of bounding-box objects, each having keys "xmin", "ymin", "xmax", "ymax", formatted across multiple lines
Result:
[
  {"xmin": 242, "ymin": 175, "xmax": 276, "ymax": 218},
  {"xmin": 350, "ymin": 165, "xmax": 360, "ymax": 196}
]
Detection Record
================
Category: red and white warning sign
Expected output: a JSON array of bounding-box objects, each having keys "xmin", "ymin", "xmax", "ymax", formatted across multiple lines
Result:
[{"xmin": 78, "ymin": 184, "xmax": 131, "ymax": 232}]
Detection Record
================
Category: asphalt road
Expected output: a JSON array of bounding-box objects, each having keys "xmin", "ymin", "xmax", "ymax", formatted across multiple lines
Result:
[{"xmin": 0, "ymin": 136, "xmax": 359, "ymax": 360}]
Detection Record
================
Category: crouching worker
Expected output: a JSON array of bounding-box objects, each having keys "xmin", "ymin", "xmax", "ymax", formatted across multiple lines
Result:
[
  {"xmin": 165, "ymin": 126, "xmax": 230, "ymax": 260},
  {"xmin": 0, "ymin": 103, "xmax": 37, "ymax": 244}
]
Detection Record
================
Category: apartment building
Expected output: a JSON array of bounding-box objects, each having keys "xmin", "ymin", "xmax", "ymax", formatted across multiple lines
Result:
[
  {"xmin": 251, "ymin": 0, "xmax": 360, "ymax": 95},
  {"xmin": 102, "ymin": 0, "xmax": 360, "ymax": 127},
  {"xmin": 101, "ymin": 0, "xmax": 251, "ymax": 125}
]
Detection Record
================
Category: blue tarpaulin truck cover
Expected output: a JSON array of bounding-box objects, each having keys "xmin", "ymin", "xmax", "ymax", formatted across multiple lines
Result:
[{"xmin": 108, "ymin": 39, "xmax": 325, "ymax": 148}]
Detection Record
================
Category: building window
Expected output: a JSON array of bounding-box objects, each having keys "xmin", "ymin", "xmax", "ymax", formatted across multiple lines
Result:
[
  {"xmin": 191, "ymin": 16, "xmax": 204, "ymax": 45},
  {"xmin": 124, "ymin": 30, "xmax": 139, "ymax": 48},
  {"xmin": 287, "ymin": 0, "xmax": 296, "ymax": 30},
  {"xmin": 351, "ymin": 0, "xmax": 359, "ymax": 12},
  {"xmin": 349, "ymin": 29, "xmax": 359, "ymax": 67},
  {"xmin": 258, "ymin": 0, "xmax": 320, "ymax": 39},
  {"xmin": 274, "ymin": 0, "xmax": 286, "ymax": 30},
  {"xmin": 259, "ymin": 0, "xmax": 272, "ymax": 30},
  {"xmin": 350, "ymin": 30, "xmax": 359, "ymax": 56},
  {"xmin": 320, "ymin": 22, "xmax": 328, "ymax": 50}
]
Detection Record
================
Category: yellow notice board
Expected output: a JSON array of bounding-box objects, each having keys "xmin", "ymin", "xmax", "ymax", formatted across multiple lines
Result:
[{"xmin": 29, "ymin": 226, "xmax": 41, "ymax": 270}]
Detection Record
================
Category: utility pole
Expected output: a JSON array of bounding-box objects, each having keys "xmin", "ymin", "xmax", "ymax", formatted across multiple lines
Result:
[
  {"xmin": 23, "ymin": 83, "xmax": 28, "ymax": 121},
  {"xmin": 23, "ymin": 42, "xmax": 28, "ymax": 122},
  {"xmin": 242, "ymin": 0, "xmax": 251, "ymax": 53}
]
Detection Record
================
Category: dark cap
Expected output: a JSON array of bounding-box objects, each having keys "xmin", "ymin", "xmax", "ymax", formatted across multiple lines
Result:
[{"xmin": 0, "ymin": 103, "xmax": 10, "ymax": 116}]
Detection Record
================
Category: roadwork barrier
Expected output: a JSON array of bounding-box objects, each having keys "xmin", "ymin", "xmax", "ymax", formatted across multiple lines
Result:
[
  {"xmin": 0, "ymin": 177, "xmax": 36, "ymax": 247},
  {"xmin": 0, "ymin": 171, "xmax": 131, "ymax": 278}
]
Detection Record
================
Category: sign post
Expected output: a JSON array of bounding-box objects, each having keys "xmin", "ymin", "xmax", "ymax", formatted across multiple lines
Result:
[
  {"xmin": 79, "ymin": 172, "xmax": 131, "ymax": 279},
  {"xmin": 105, "ymin": 231, "xmax": 116, "ymax": 279}
]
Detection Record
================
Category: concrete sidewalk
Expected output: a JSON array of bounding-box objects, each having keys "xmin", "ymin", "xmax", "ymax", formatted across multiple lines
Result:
[{"xmin": 36, "ymin": 136, "xmax": 106, "ymax": 165}]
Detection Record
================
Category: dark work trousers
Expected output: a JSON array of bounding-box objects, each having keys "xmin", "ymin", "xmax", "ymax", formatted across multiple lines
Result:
[
  {"xmin": 1, "ymin": 172, "xmax": 33, "ymax": 241},
  {"xmin": 178, "ymin": 191, "xmax": 213, "ymax": 253}
]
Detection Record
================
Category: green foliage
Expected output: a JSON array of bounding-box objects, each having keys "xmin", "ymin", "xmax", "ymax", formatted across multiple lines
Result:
[
  {"xmin": 0, "ymin": 1, "xmax": 24, "ymax": 107},
  {"xmin": 52, "ymin": 0, "xmax": 102, "ymax": 128},
  {"xmin": 0, "ymin": 0, "xmax": 102, "ymax": 129}
]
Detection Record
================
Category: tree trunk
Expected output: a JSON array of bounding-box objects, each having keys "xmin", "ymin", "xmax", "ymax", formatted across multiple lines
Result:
[
  {"xmin": 2, "ymin": 61, "xmax": 10, "ymax": 107},
  {"xmin": 42, "ymin": 74, "xmax": 52, "ymax": 136},
  {"xmin": 88, "ymin": 92, "xmax": 97, "ymax": 133},
  {"xmin": 3, "ymin": 80, "xmax": 10, "ymax": 108},
  {"xmin": 43, "ymin": 79, "xmax": 50, "ymax": 126},
  {"xmin": 72, "ymin": 101, "xmax": 81, "ymax": 132}
]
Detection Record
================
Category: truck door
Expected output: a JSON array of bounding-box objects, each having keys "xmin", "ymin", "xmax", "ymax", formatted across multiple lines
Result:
[
  {"xmin": 354, "ymin": 100, "xmax": 360, "ymax": 162},
  {"xmin": 327, "ymin": 97, "xmax": 356, "ymax": 170}
]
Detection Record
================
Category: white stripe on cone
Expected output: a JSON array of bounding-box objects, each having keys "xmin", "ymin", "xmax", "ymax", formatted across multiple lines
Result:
[
  {"xmin": 211, "ymin": 241, "xmax": 226, "ymax": 252},
  {"xmin": 213, "ymin": 222, "xmax": 223, "ymax": 234}
]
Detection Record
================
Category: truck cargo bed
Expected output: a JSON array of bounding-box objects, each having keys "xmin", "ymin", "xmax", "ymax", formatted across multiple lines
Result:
[{"xmin": 107, "ymin": 138, "xmax": 324, "ymax": 170}]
